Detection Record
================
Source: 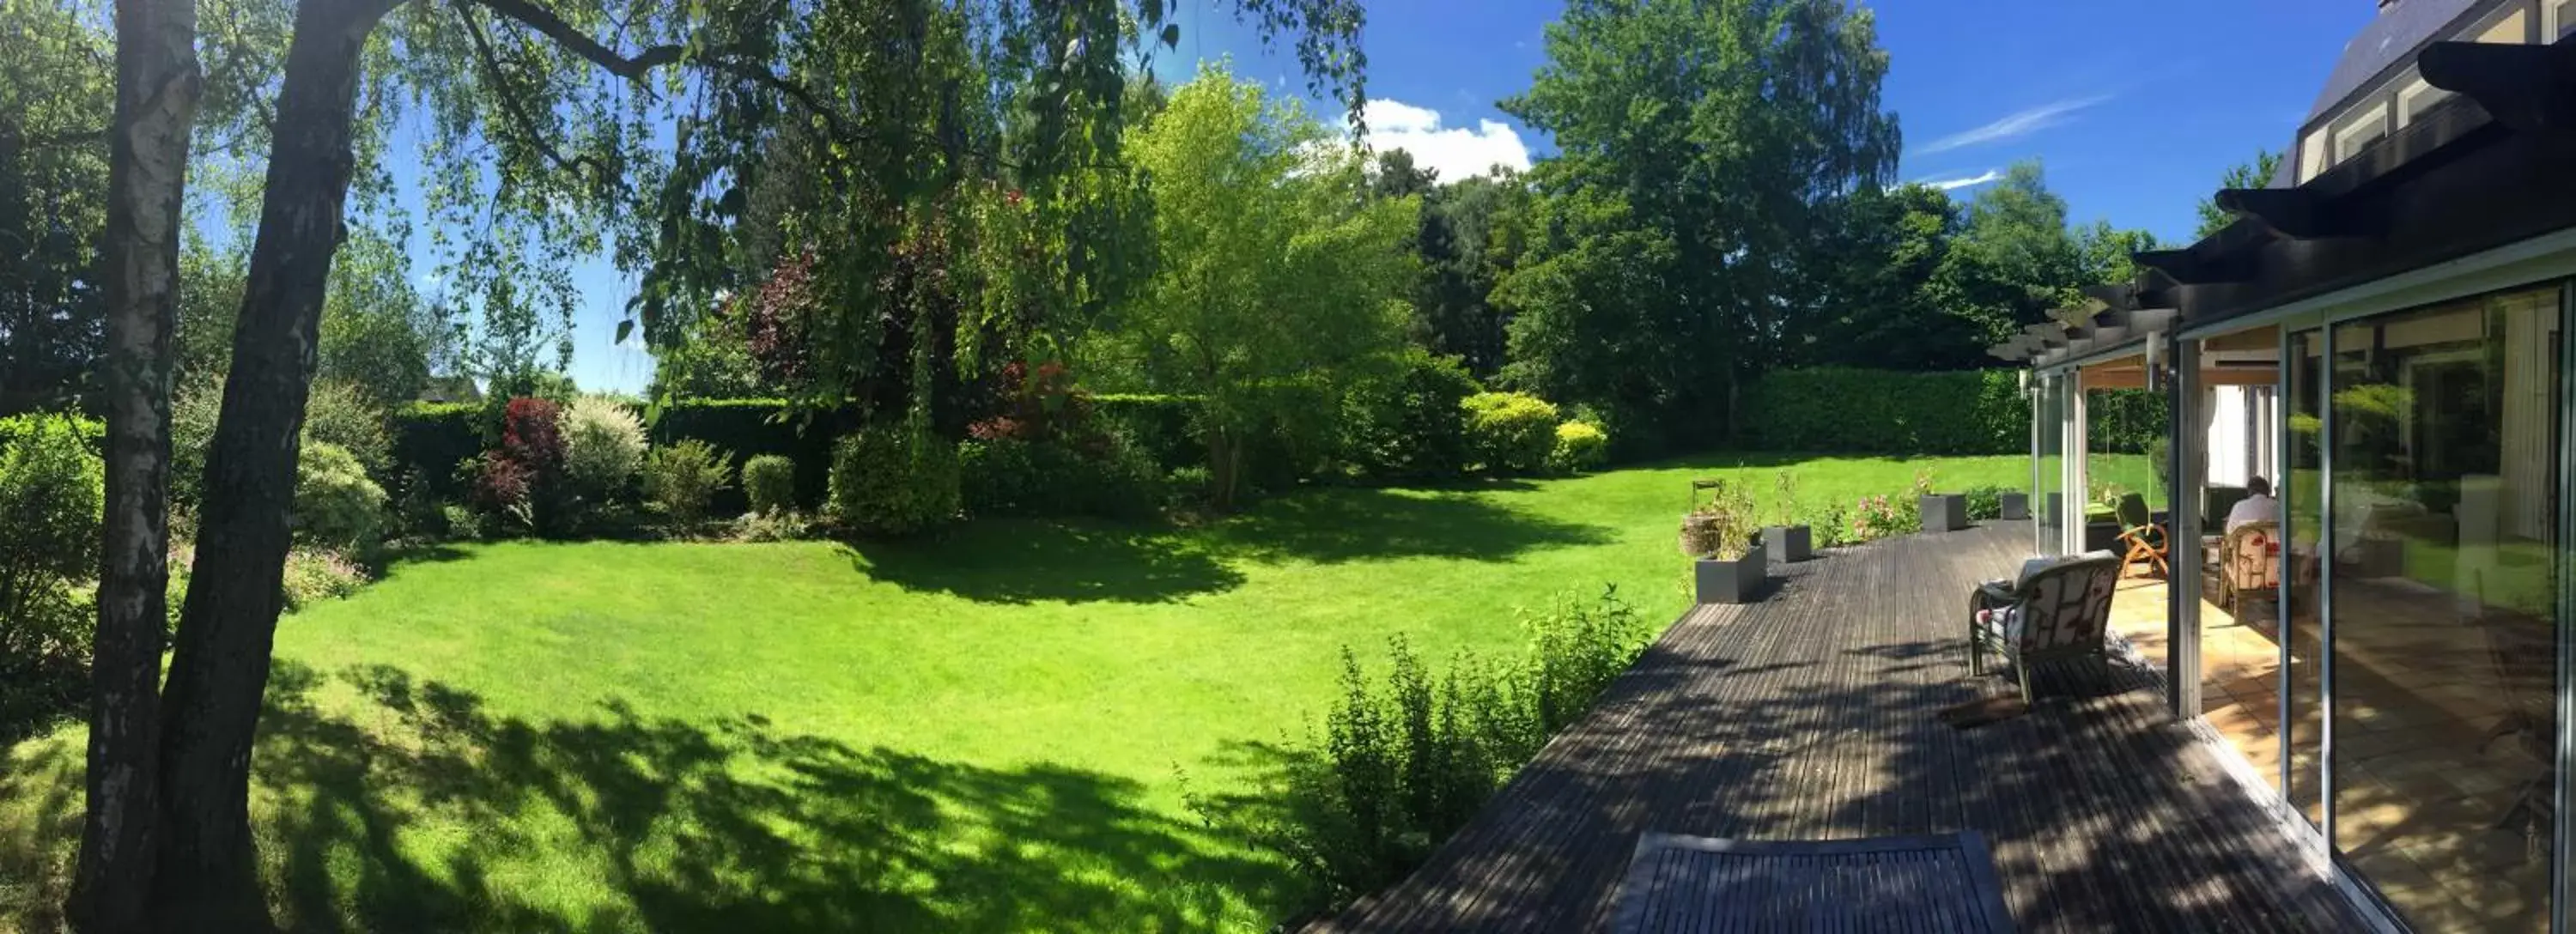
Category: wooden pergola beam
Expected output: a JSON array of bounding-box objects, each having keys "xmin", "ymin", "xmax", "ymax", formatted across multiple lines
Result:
[
  {"xmin": 2421, "ymin": 39, "xmax": 2576, "ymax": 136},
  {"xmin": 2213, "ymin": 187, "xmax": 2362, "ymax": 240},
  {"xmin": 2135, "ymin": 248, "xmax": 2254, "ymax": 285}
]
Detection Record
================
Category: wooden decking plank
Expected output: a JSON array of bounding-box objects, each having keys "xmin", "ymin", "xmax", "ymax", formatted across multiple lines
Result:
[{"xmin": 1315, "ymin": 522, "xmax": 2361, "ymax": 933}]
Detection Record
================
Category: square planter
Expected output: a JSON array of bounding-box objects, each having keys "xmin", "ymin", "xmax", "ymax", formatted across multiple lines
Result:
[
  {"xmin": 1998, "ymin": 492, "xmax": 2029, "ymax": 521},
  {"xmin": 1764, "ymin": 525, "xmax": 1813, "ymax": 563},
  {"xmin": 1694, "ymin": 548, "xmax": 1768, "ymax": 604},
  {"xmin": 1919, "ymin": 494, "xmax": 1969, "ymax": 532}
]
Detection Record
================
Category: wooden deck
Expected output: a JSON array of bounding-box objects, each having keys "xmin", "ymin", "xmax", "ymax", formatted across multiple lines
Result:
[{"xmin": 1320, "ymin": 521, "xmax": 2365, "ymax": 933}]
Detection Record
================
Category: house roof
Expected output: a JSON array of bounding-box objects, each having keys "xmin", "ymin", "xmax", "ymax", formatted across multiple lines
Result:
[{"xmin": 2268, "ymin": 0, "xmax": 2483, "ymax": 189}]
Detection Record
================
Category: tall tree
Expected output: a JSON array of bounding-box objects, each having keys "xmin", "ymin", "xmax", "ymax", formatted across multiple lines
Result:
[
  {"xmin": 1115, "ymin": 65, "xmax": 1413, "ymax": 506},
  {"xmin": 1933, "ymin": 160, "xmax": 2088, "ymax": 349},
  {"xmin": 1798, "ymin": 182, "xmax": 1978, "ymax": 369},
  {"xmin": 0, "ymin": 0, "xmax": 113, "ymax": 415},
  {"xmin": 1496, "ymin": 0, "xmax": 1898, "ymax": 452},
  {"xmin": 2193, "ymin": 149, "xmax": 2283, "ymax": 240},
  {"xmin": 72, "ymin": 0, "xmax": 200, "ymax": 928},
  {"xmin": 81, "ymin": 1, "xmax": 1363, "ymax": 925}
]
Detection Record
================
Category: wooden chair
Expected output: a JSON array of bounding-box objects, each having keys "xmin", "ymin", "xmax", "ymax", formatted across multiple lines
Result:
[
  {"xmin": 2215, "ymin": 520, "xmax": 2280, "ymax": 616},
  {"xmin": 2113, "ymin": 493, "xmax": 2168, "ymax": 579},
  {"xmin": 1967, "ymin": 552, "xmax": 2123, "ymax": 700}
]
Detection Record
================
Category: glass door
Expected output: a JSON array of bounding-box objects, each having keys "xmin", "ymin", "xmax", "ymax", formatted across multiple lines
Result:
[{"xmin": 2321, "ymin": 285, "xmax": 2562, "ymax": 931}]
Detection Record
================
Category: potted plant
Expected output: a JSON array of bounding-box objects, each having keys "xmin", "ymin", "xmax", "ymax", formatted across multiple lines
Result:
[
  {"xmin": 1913, "ymin": 468, "xmax": 1968, "ymax": 533},
  {"xmin": 1999, "ymin": 489, "xmax": 2030, "ymax": 520},
  {"xmin": 1764, "ymin": 470, "xmax": 1812, "ymax": 563},
  {"xmin": 1683, "ymin": 479, "xmax": 1766, "ymax": 604}
]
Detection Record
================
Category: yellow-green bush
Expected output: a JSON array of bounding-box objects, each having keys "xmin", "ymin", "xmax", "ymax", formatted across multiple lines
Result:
[
  {"xmin": 1546, "ymin": 420, "xmax": 1608, "ymax": 475},
  {"xmin": 1461, "ymin": 391, "xmax": 1558, "ymax": 475}
]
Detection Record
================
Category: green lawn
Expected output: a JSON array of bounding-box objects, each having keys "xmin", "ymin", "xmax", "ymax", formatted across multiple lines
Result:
[{"xmin": 0, "ymin": 452, "xmax": 2027, "ymax": 931}]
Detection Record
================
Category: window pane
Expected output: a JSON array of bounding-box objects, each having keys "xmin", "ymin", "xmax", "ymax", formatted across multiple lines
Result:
[
  {"xmin": 2327, "ymin": 285, "xmax": 2561, "ymax": 931},
  {"xmin": 2285, "ymin": 329, "xmax": 2322, "ymax": 816}
]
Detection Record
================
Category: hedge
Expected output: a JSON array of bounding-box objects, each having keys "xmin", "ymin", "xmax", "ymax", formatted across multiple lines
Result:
[
  {"xmin": 391, "ymin": 402, "xmax": 487, "ymax": 498},
  {"xmin": 1743, "ymin": 367, "xmax": 2166, "ymax": 456},
  {"xmin": 395, "ymin": 398, "xmax": 856, "ymax": 515}
]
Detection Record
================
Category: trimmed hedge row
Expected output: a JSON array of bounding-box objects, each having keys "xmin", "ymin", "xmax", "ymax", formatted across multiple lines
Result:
[
  {"xmin": 1743, "ymin": 367, "xmax": 2165, "ymax": 456},
  {"xmin": 395, "ymin": 396, "xmax": 1200, "ymax": 516}
]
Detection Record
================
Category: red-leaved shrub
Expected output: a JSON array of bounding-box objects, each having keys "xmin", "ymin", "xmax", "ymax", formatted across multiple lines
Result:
[
  {"xmin": 501, "ymin": 397, "xmax": 565, "ymax": 477},
  {"xmin": 471, "ymin": 450, "xmax": 532, "ymax": 512}
]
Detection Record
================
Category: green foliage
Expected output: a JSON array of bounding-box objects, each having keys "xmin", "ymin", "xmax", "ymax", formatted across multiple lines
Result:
[
  {"xmin": 1461, "ymin": 391, "xmax": 1559, "ymax": 475},
  {"xmin": 643, "ymin": 440, "xmax": 734, "ymax": 525},
  {"xmin": 1546, "ymin": 421, "xmax": 1608, "ymax": 476},
  {"xmin": 1109, "ymin": 66, "xmax": 1415, "ymax": 507},
  {"xmin": 1962, "ymin": 484, "xmax": 2008, "ymax": 521},
  {"xmin": 2196, "ymin": 150, "xmax": 2285, "ymax": 240},
  {"xmin": 1236, "ymin": 586, "xmax": 1648, "ymax": 906},
  {"xmin": 827, "ymin": 427, "xmax": 962, "ymax": 536},
  {"xmin": 958, "ymin": 437, "xmax": 1162, "ymax": 520},
  {"xmin": 0, "ymin": 1, "xmax": 110, "ymax": 415},
  {"xmin": 280, "ymin": 547, "xmax": 368, "ymax": 612},
  {"xmin": 741, "ymin": 455, "xmax": 799, "ymax": 515},
  {"xmin": 1091, "ymin": 394, "xmax": 1200, "ymax": 474},
  {"xmin": 391, "ymin": 402, "xmax": 489, "ymax": 500},
  {"xmin": 561, "ymin": 396, "xmax": 647, "ymax": 501},
  {"xmin": 1746, "ymin": 367, "xmax": 2028, "ymax": 455},
  {"xmin": 1680, "ymin": 478, "xmax": 1758, "ymax": 559},
  {"xmin": 1342, "ymin": 350, "xmax": 1480, "ymax": 482},
  {"xmin": 301, "ymin": 378, "xmax": 395, "ymax": 476},
  {"xmin": 317, "ymin": 231, "xmax": 452, "ymax": 407},
  {"xmin": 294, "ymin": 441, "xmax": 386, "ymax": 551},
  {"xmin": 0, "ymin": 414, "xmax": 103, "ymax": 688},
  {"xmin": 1497, "ymin": 0, "xmax": 1899, "ymax": 452}
]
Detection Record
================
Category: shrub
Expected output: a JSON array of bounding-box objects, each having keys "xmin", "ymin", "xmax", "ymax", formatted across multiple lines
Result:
[
  {"xmin": 958, "ymin": 436, "xmax": 1161, "ymax": 520},
  {"xmin": 280, "ymin": 547, "xmax": 369, "ymax": 611},
  {"xmin": 391, "ymin": 401, "xmax": 487, "ymax": 500},
  {"xmin": 1963, "ymin": 484, "xmax": 2008, "ymax": 521},
  {"xmin": 730, "ymin": 509, "xmax": 815, "ymax": 543},
  {"xmin": 827, "ymin": 426, "xmax": 961, "ymax": 536},
  {"xmin": 1219, "ymin": 585, "xmax": 1646, "ymax": 907},
  {"xmin": 499, "ymin": 397, "xmax": 566, "ymax": 481},
  {"xmin": 743, "ymin": 454, "xmax": 799, "ymax": 515},
  {"xmin": 561, "ymin": 396, "xmax": 647, "ymax": 500},
  {"xmin": 0, "ymin": 414, "xmax": 104, "ymax": 700},
  {"xmin": 302, "ymin": 378, "xmax": 393, "ymax": 476},
  {"xmin": 1806, "ymin": 502, "xmax": 1853, "ymax": 549},
  {"xmin": 644, "ymin": 440, "xmax": 734, "ymax": 525},
  {"xmin": 1460, "ymin": 391, "xmax": 1559, "ymax": 476},
  {"xmin": 1343, "ymin": 351, "xmax": 1479, "ymax": 482},
  {"xmin": 170, "ymin": 370, "xmax": 225, "ymax": 507},
  {"xmin": 294, "ymin": 441, "xmax": 386, "ymax": 550},
  {"xmin": 1094, "ymin": 394, "xmax": 1200, "ymax": 474},
  {"xmin": 1546, "ymin": 420, "xmax": 1608, "ymax": 475}
]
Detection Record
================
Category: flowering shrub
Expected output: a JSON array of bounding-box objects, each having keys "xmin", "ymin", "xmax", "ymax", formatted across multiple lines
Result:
[
  {"xmin": 281, "ymin": 547, "xmax": 369, "ymax": 611},
  {"xmin": 293, "ymin": 441, "xmax": 386, "ymax": 550},
  {"xmin": 561, "ymin": 396, "xmax": 647, "ymax": 500}
]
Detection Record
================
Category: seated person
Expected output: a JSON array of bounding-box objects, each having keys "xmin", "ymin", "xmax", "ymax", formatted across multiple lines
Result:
[{"xmin": 2226, "ymin": 476, "xmax": 2280, "ymax": 532}]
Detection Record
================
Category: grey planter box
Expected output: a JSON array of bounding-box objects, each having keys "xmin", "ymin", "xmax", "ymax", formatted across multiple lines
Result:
[
  {"xmin": 1999, "ymin": 492, "xmax": 2029, "ymax": 521},
  {"xmin": 1694, "ymin": 549, "xmax": 1769, "ymax": 604},
  {"xmin": 1764, "ymin": 525, "xmax": 1813, "ymax": 563},
  {"xmin": 1920, "ymin": 494, "xmax": 1969, "ymax": 532}
]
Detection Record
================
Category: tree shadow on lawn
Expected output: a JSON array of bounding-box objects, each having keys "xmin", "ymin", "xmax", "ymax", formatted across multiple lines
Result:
[
  {"xmin": 838, "ymin": 519, "xmax": 1248, "ymax": 605},
  {"xmin": 841, "ymin": 487, "xmax": 1613, "ymax": 605},
  {"xmin": 1203, "ymin": 487, "xmax": 1613, "ymax": 566},
  {"xmin": 1, "ymin": 659, "xmax": 1304, "ymax": 933}
]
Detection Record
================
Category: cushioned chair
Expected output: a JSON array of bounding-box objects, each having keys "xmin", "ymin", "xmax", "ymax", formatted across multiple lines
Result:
[
  {"xmin": 2216, "ymin": 520, "xmax": 2280, "ymax": 616},
  {"xmin": 2114, "ymin": 493, "xmax": 2168, "ymax": 579},
  {"xmin": 1967, "ymin": 552, "xmax": 2123, "ymax": 700}
]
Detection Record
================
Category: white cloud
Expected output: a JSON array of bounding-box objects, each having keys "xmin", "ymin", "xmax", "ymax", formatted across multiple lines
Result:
[
  {"xmin": 1920, "ymin": 168, "xmax": 2005, "ymax": 191},
  {"xmin": 1912, "ymin": 94, "xmax": 2111, "ymax": 156},
  {"xmin": 1360, "ymin": 99, "xmax": 1533, "ymax": 181}
]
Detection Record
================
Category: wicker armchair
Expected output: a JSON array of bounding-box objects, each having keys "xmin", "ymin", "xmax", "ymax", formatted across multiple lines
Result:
[{"xmin": 1967, "ymin": 552, "xmax": 2123, "ymax": 699}]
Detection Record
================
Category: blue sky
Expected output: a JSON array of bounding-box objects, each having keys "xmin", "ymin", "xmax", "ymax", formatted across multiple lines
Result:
[{"xmin": 428, "ymin": 0, "xmax": 2379, "ymax": 392}]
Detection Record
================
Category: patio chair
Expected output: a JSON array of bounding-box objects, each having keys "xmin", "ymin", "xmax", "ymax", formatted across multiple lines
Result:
[
  {"xmin": 2215, "ymin": 520, "xmax": 2280, "ymax": 616},
  {"xmin": 2114, "ymin": 493, "xmax": 2168, "ymax": 579},
  {"xmin": 1967, "ymin": 552, "xmax": 2123, "ymax": 700}
]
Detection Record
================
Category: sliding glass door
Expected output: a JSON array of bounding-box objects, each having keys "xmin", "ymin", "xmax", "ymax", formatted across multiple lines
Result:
[{"xmin": 2316, "ymin": 285, "xmax": 2564, "ymax": 931}]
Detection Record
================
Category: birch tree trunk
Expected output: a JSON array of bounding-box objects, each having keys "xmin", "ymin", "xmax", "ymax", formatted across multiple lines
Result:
[
  {"xmin": 150, "ymin": 0, "xmax": 395, "ymax": 924},
  {"xmin": 68, "ymin": 0, "xmax": 199, "ymax": 925}
]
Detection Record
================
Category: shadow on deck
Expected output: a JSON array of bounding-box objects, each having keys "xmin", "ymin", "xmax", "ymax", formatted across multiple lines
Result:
[{"xmin": 1320, "ymin": 521, "xmax": 2363, "ymax": 933}]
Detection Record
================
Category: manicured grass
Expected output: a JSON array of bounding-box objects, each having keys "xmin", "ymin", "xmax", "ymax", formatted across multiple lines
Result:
[{"xmin": 0, "ymin": 452, "xmax": 2028, "ymax": 931}]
